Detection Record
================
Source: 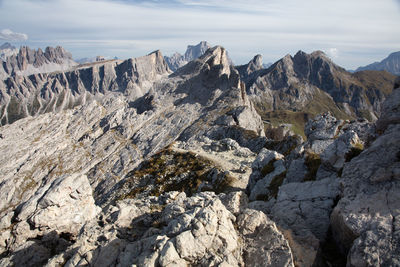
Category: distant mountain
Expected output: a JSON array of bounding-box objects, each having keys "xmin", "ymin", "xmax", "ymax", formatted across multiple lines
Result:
[
  {"xmin": 0, "ymin": 46, "xmax": 77, "ymax": 80},
  {"xmin": 0, "ymin": 51, "xmax": 168, "ymax": 125},
  {"xmin": 263, "ymin": 62, "xmax": 272, "ymax": 69},
  {"xmin": 356, "ymin": 51, "xmax": 400, "ymax": 75},
  {"xmin": 0, "ymin": 42, "xmax": 18, "ymax": 62},
  {"xmin": 237, "ymin": 50, "xmax": 397, "ymax": 135},
  {"xmin": 0, "ymin": 42, "xmax": 15, "ymax": 50},
  {"xmin": 164, "ymin": 41, "xmax": 211, "ymax": 71}
]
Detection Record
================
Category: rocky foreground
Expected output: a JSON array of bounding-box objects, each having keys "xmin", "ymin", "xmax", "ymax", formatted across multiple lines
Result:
[{"xmin": 0, "ymin": 46, "xmax": 399, "ymax": 266}]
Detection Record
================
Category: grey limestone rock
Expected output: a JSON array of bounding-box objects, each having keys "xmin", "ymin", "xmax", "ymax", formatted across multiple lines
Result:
[
  {"xmin": 330, "ymin": 84, "xmax": 400, "ymax": 266},
  {"xmin": 320, "ymin": 130, "xmax": 361, "ymax": 172},
  {"xmin": 270, "ymin": 178, "xmax": 340, "ymax": 267},
  {"xmin": 285, "ymin": 158, "xmax": 308, "ymax": 183},
  {"xmin": 247, "ymin": 148, "xmax": 285, "ymax": 196},
  {"xmin": 237, "ymin": 209, "xmax": 294, "ymax": 267}
]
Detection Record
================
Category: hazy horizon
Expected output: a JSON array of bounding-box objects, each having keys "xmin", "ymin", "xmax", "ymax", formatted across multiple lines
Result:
[{"xmin": 1, "ymin": 0, "xmax": 399, "ymax": 69}]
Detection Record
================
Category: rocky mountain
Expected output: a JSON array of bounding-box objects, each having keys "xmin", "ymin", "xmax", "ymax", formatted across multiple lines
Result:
[
  {"xmin": 0, "ymin": 45, "xmax": 77, "ymax": 80},
  {"xmin": 164, "ymin": 41, "xmax": 211, "ymax": 71},
  {"xmin": 236, "ymin": 51, "xmax": 397, "ymax": 136},
  {"xmin": 356, "ymin": 51, "xmax": 400, "ymax": 75},
  {"xmin": 0, "ymin": 50, "xmax": 169, "ymax": 125},
  {"xmin": 0, "ymin": 44, "xmax": 399, "ymax": 267},
  {"xmin": 0, "ymin": 42, "xmax": 18, "ymax": 62}
]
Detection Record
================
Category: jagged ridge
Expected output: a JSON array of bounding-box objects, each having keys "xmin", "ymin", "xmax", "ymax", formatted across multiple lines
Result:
[
  {"xmin": 0, "ymin": 50, "xmax": 170, "ymax": 125},
  {"xmin": 236, "ymin": 51, "xmax": 397, "ymax": 136}
]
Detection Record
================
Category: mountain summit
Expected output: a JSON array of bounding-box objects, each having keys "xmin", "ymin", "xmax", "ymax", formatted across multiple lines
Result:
[
  {"xmin": 164, "ymin": 41, "xmax": 212, "ymax": 71},
  {"xmin": 0, "ymin": 42, "xmax": 18, "ymax": 62},
  {"xmin": 356, "ymin": 51, "xmax": 400, "ymax": 75},
  {"xmin": 236, "ymin": 50, "xmax": 397, "ymax": 135}
]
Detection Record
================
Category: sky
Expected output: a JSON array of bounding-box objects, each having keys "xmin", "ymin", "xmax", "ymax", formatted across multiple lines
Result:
[{"xmin": 0, "ymin": 0, "xmax": 399, "ymax": 69}]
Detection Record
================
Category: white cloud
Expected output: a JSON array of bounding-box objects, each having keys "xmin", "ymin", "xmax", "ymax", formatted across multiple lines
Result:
[
  {"xmin": 0, "ymin": 0, "xmax": 399, "ymax": 69},
  {"xmin": 327, "ymin": 48, "xmax": 339, "ymax": 59},
  {"xmin": 0, "ymin": 29, "xmax": 28, "ymax": 41}
]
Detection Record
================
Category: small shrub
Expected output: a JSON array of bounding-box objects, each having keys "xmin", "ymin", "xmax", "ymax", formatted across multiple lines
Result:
[
  {"xmin": 304, "ymin": 151, "xmax": 321, "ymax": 181},
  {"xmin": 261, "ymin": 159, "xmax": 277, "ymax": 176},
  {"xmin": 268, "ymin": 171, "xmax": 287, "ymax": 199},
  {"xmin": 345, "ymin": 143, "xmax": 364, "ymax": 162}
]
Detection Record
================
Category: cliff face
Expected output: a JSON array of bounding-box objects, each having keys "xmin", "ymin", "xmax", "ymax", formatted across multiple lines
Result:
[
  {"xmin": 0, "ymin": 50, "xmax": 170, "ymax": 125},
  {"xmin": 0, "ymin": 45, "xmax": 78, "ymax": 80}
]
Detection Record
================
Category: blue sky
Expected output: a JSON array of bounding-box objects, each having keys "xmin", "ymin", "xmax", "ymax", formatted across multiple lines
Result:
[{"xmin": 0, "ymin": 0, "xmax": 399, "ymax": 69}]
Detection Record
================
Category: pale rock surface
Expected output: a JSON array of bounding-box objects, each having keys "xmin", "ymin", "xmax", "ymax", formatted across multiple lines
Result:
[
  {"xmin": 270, "ymin": 178, "xmax": 340, "ymax": 266},
  {"xmin": 0, "ymin": 46, "xmax": 274, "ymax": 264},
  {"xmin": 237, "ymin": 209, "xmax": 294, "ymax": 267},
  {"xmin": 331, "ymin": 82, "xmax": 400, "ymax": 266},
  {"xmin": 304, "ymin": 112, "xmax": 343, "ymax": 154},
  {"xmin": 247, "ymin": 148, "xmax": 284, "ymax": 195},
  {"xmin": 284, "ymin": 158, "xmax": 308, "ymax": 183},
  {"xmin": 39, "ymin": 192, "xmax": 240, "ymax": 266},
  {"xmin": 249, "ymin": 159, "xmax": 286, "ymax": 201},
  {"xmin": 28, "ymin": 174, "xmax": 99, "ymax": 234},
  {"xmin": 320, "ymin": 130, "xmax": 361, "ymax": 171}
]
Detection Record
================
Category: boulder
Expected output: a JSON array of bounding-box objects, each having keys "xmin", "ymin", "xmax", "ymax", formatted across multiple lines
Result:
[
  {"xmin": 270, "ymin": 178, "xmax": 340, "ymax": 266},
  {"xmin": 237, "ymin": 209, "xmax": 294, "ymax": 267}
]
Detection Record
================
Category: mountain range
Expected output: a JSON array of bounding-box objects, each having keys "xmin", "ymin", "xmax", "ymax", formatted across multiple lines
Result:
[
  {"xmin": 0, "ymin": 45, "xmax": 77, "ymax": 80},
  {"xmin": 0, "ymin": 41, "xmax": 399, "ymax": 266},
  {"xmin": 356, "ymin": 51, "xmax": 400, "ymax": 75}
]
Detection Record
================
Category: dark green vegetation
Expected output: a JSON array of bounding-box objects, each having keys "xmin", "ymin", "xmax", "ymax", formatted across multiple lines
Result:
[
  {"xmin": 261, "ymin": 159, "xmax": 277, "ymax": 177},
  {"xmin": 116, "ymin": 147, "xmax": 236, "ymax": 201},
  {"xmin": 267, "ymin": 171, "xmax": 287, "ymax": 199},
  {"xmin": 345, "ymin": 143, "xmax": 364, "ymax": 162},
  {"xmin": 304, "ymin": 151, "xmax": 322, "ymax": 181},
  {"xmin": 258, "ymin": 159, "xmax": 286, "ymax": 200}
]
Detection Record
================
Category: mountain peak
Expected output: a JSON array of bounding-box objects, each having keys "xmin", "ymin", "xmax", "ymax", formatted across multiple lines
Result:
[
  {"xmin": 251, "ymin": 54, "xmax": 263, "ymax": 68},
  {"xmin": 0, "ymin": 42, "xmax": 15, "ymax": 50},
  {"xmin": 184, "ymin": 41, "xmax": 211, "ymax": 62},
  {"xmin": 356, "ymin": 51, "xmax": 400, "ymax": 75},
  {"xmin": 165, "ymin": 41, "xmax": 212, "ymax": 71}
]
